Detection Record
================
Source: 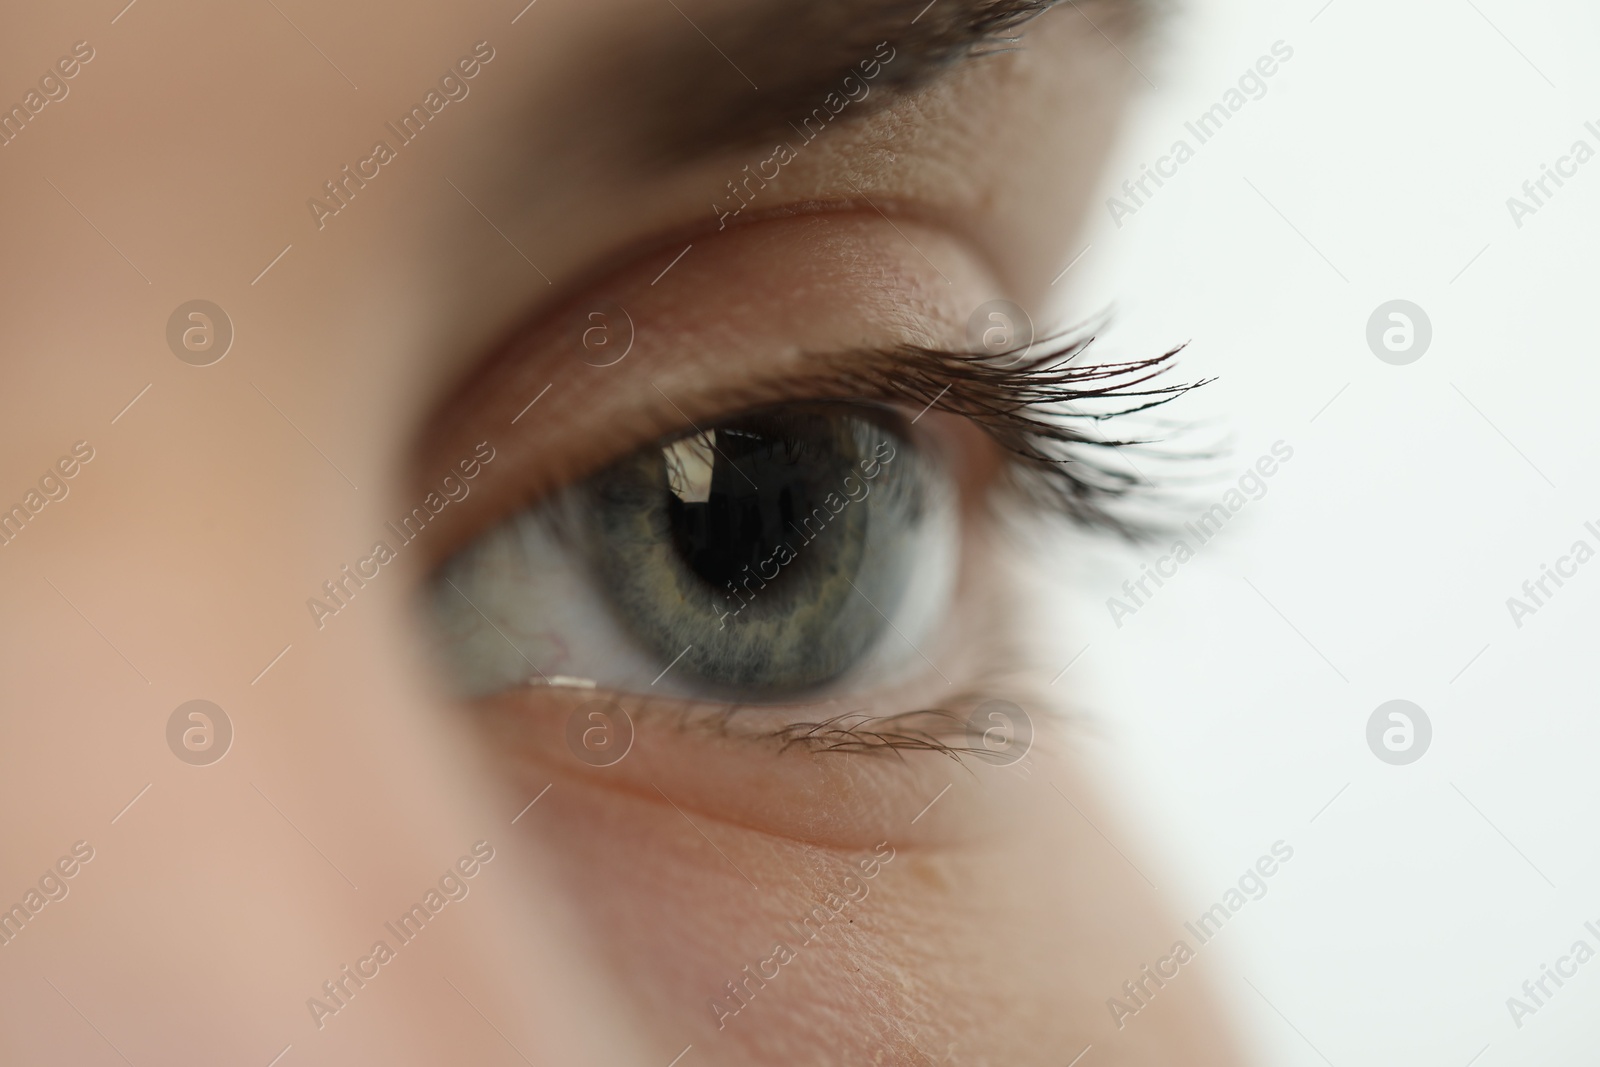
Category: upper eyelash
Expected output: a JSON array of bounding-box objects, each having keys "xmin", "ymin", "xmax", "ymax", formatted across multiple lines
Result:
[
  {"xmin": 816, "ymin": 326, "xmax": 1209, "ymax": 538},
  {"xmin": 879, "ymin": 0, "xmax": 1065, "ymax": 66},
  {"xmin": 673, "ymin": 336, "xmax": 1197, "ymax": 758}
]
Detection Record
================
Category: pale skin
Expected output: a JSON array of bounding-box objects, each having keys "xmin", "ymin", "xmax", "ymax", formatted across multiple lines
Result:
[{"xmin": 0, "ymin": 1, "xmax": 1243, "ymax": 1063}]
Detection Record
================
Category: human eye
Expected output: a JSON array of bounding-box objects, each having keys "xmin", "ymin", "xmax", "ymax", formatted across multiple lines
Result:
[
  {"xmin": 406, "ymin": 207, "xmax": 1197, "ymax": 851},
  {"xmin": 431, "ymin": 401, "xmax": 957, "ymax": 703}
]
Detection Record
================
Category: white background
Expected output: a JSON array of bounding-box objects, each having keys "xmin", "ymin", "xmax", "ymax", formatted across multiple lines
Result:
[{"xmin": 1051, "ymin": 1, "xmax": 1600, "ymax": 1063}]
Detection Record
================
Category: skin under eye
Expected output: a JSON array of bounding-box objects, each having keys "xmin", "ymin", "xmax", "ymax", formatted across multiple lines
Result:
[{"xmin": 429, "ymin": 402, "xmax": 958, "ymax": 703}]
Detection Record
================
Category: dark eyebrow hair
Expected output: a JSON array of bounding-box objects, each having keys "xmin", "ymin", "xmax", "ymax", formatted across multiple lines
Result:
[{"xmin": 603, "ymin": 0, "xmax": 1138, "ymax": 164}]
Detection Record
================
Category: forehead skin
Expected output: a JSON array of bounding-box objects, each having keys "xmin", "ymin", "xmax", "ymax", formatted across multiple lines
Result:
[{"xmin": 0, "ymin": 1, "xmax": 1240, "ymax": 1065}]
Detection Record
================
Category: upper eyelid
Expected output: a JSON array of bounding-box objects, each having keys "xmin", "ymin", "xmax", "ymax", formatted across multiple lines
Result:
[
  {"xmin": 410, "ymin": 330, "xmax": 1196, "ymax": 575},
  {"xmin": 409, "ymin": 206, "xmax": 1197, "ymax": 562},
  {"xmin": 409, "ymin": 209, "xmax": 980, "ymax": 547},
  {"xmin": 407, "ymin": 362, "xmax": 970, "ymax": 568}
]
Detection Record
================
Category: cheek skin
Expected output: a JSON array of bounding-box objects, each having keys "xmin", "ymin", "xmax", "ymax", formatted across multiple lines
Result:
[{"xmin": 501, "ymin": 727, "xmax": 1241, "ymax": 1064}]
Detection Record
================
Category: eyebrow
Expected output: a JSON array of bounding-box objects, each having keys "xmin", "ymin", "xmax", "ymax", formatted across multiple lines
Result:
[{"xmin": 602, "ymin": 0, "xmax": 1135, "ymax": 164}]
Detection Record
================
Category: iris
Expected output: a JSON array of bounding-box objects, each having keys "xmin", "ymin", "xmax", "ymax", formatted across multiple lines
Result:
[
  {"xmin": 430, "ymin": 403, "xmax": 946, "ymax": 700},
  {"xmin": 583, "ymin": 405, "xmax": 926, "ymax": 693}
]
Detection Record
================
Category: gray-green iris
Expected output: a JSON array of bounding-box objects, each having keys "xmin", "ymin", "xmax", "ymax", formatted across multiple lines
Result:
[{"xmin": 579, "ymin": 405, "xmax": 926, "ymax": 695}]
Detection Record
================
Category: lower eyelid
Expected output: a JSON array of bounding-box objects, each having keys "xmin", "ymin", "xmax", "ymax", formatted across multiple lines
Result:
[
  {"xmin": 470, "ymin": 684, "xmax": 1039, "ymax": 851},
  {"xmin": 451, "ymin": 489, "xmax": 1050, "ymax": 847}
]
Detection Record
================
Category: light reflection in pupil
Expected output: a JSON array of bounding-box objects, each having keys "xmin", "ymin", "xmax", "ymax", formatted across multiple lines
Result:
[{"xmin": 666, "ymin": 429, "xmax": 814, "ymax": 592}]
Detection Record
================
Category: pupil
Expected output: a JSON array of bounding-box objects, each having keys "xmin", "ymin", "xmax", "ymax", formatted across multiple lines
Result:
[{"xmin": 664, "ymin": 425, "xmax": 821, "ymax": 592}]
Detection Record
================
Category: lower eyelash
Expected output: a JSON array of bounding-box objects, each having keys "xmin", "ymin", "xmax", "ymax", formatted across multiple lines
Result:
[
  {"xmin": 818, "ymin": 323, "xmax": 1209, "ymax": 538},
  {"xmin": 770, "ymin": 708, "xmax": 980, "ymax": 759},
  {"xmin": 673, "ymin": 694, "xmax": 1037, "ymax": 763}
]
